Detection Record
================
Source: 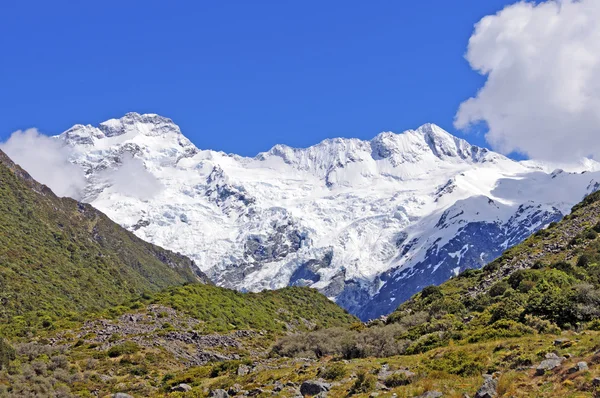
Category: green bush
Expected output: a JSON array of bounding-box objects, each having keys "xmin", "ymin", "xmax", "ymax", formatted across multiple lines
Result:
[
  {"xmin": 427, "ymin": 349, "xmax": 485, "ymax": 376},
  {"xmin": 107, "ymin": 342, "xmax": 140, "ymax": 358},
  {"xmin": 318, "ymin": 362, "xmax": 348, "ymax": 381},
  {"xmin": 384, "ymin": 372, "xmax": 412, "ymax": 387},
  {"xmin": 0, "ymin": 338, "xmax": 15, "ymax": 370},
  {"xmin": 489, "ymin": 281, "xmax": 510, "ymax": 297},
  {"xmin": 350, "ymin": 371, "xmax": 377, "ymax": 394},
  {"xmin": 420, "ymin": 285, "xmax": 443, "ymax": 300}
]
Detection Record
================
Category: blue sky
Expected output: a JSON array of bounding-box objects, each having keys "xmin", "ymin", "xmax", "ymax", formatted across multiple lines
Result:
[{"xmin": 1, "ymin": 0, "xmax": 519, "ymax": 157}]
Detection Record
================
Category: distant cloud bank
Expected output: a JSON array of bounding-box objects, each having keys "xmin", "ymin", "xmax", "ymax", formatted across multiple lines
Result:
[{"xmin": 455, "ymin": 0, "xmax": 600, "ymax": 161}]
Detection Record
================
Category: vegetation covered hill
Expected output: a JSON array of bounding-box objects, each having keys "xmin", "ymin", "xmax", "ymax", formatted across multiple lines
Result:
[{"xmin": 0, "ymin": 149, "xmax": 210, "ymax": 336}]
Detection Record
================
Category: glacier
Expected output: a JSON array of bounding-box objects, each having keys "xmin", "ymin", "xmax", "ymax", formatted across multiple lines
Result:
[{"xmin": 56, "ymin": 112, "xmax": 600, "ymax": 320}]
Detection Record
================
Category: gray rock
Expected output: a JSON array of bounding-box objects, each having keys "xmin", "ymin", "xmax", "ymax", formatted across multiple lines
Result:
[
  {"xmin": 209, "ymin": 389, "xmax": 229, "ymax": 398},
  {"xmin": 171, "ymin": 383, "xmax": 193, "ymax": 393},
  {"xmin": 248, "ymin": 388, "xmax": 264, "ymax": 396},
  {"xmin": 228, "ymin": 384, "xmax": 242, "ymax": 395},
  {"xmin": 535, "ymin": 354, "xmax": 565, "ymax": 376},
  {"xmin": 414, "ymin": 392, "xmax": 443, "ymax": 398},
  {"xmin": 113, "ymin": 394, "xmax": 134, "ymax": 398},
  {"xmin": 474, "ymin": 374, "xmax": 498, "ymax": 398},
  {"xmin": 554, "ymin": 338, "xmax": 570, "ymax": 347},
  {"xmin": 237, "ymin": 364, "xmax": 251, "ymax": 376},
  {"xmin": 273, "ymin": 381, "xmax": 284, "ymax": 392},
  {"xmin": 300, "ymin": 380, "xmax": 331, "ymax": 396},
  {"xmin": 568, "ymin": 361, "xmax": 588, "ymax": 373}
]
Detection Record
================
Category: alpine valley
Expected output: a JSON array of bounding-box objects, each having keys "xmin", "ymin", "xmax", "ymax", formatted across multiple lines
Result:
[{"xmin": 55, "ymin": 113, "xmax": 600, "ymax": 320}]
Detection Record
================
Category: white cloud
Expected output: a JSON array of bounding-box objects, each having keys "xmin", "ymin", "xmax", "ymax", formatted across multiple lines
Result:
[
  {"xmin": 99, "ymin": 154, "xmax": 163, "ymax": 201},
  {"xmin": 455, "ymin": 0, "xmax": 600, "ymax": 161},
  {"xmin": 0, "ymin": 129, "xmax": 87, "ymax": 199}
]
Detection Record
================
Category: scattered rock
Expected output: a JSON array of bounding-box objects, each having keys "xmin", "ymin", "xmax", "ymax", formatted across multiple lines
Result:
[
  {"xmin": 273, "ymin": 381, "xmax": 284, "ymax": 392},
  {"xmin": 228, "ymin": 384, "xmax": 242, "ymax": 395},
  {"xmin": 568, "ymin": 361, "xmax": 589, "ymax": 374},
  {"xmin": 474, "ymin": 374, "xmax": 498, "ymax": 398},
  {"xmin": 171, "ymin": 383, "xmax": 193, "ymax": 393},
  {"xmin": 300, "ymin": 380, "xmax": 331, "ymax": 396},
  {"xmin": 209, "ymin": 389, "xmax": 229, "ymax": 398},
  {"xmin": 536, "ymin": 353, "xmax": 565, "ymax": 376},
  {"xmin": 237, "ymin": 364, "xmax": 251, "ymax": 376}
]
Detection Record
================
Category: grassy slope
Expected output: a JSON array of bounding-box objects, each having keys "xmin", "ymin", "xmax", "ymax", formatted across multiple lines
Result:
[
  {"xmin": 0, "ymin": 149, "xmax": 209, "ymax": 335},
  {"xmin": 148, "ymin": 284, "xmax": 358, "ymax": 333}
]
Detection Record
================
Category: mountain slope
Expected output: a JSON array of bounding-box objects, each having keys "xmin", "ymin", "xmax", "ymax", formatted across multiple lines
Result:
[
  {"xmin": 0, "ymin": 149, "xmax": 209, "ymax": 335},
  {"xmin": 386, "ymin": 189, "xmax": 600, "ymax": 342},
  {"xmin": 53, "ymin": 113, "xmax": 600, "ymax": 319}
]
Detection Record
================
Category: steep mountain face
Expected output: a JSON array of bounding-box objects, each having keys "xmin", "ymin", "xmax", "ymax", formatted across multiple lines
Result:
[
  {"xmin": 55, "ymin": 113, "xmax": 600, "ymax": 320},
  {"xmin": 0, "ymin": 148, "xmax": 209, "ymax": 330}
]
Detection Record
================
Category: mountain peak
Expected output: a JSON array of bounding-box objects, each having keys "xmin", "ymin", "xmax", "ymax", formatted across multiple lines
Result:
[{"xmin": 98, "ymin": 112, "xmax": 182, "ymax": 138}]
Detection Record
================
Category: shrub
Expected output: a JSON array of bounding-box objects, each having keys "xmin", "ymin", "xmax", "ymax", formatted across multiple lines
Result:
[
  {"xmin": 384, "ymin": 372, "xmax": 412, "ymax": 387},
  {"xmin": 420, "ymin": 285, "xmax": 443, "ymax": 300},
  {"xmin": 489, "ymin": 281, "xmax": 510, "ymax": 297},
  {"xmin": 586, "ymin": 319, "xmax": 600, "ymax": 331},
  {"xmin": 350, "ymin": 371, "xmax": 377, "ymax": 394},
  {"xmin": 489, "ymin": 300, "xmax": 522, "ymax": 323},
  {"xmin": 523, "ymin": 315, "xmax": 561, "ymax": 334},
  {"xmin": 427, "ymin": 349, "xmax": 485, "ymax": 376},
  {"xmin": 585, "ymin": 229, "xmax": 598, "ymax": 240},
  {"xmin": 318, "ymin": 362, "xmax": 347, "ymax": 381},
  {"xmin": 0, "ymin": 338, "xmax": 15, "ymax": 370},
  {"xmin": 458, "ymin": 268, "xmax": 482, "ymax": 279},
  {"xmin": 107, "ymin": 342, "xmax": 140, "ymax": 358}
]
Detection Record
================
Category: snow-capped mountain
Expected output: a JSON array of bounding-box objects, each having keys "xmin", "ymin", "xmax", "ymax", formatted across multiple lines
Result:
[{"xmin": 57, "ymin": 113, "xmax": 600, "ymax": 320}]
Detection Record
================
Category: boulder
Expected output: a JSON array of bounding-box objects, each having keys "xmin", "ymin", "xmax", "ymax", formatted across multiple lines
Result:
[
  {"xmin": 273, "ymin": 380, "xmax": 284, "ymax": 392},
  {"xmin": 247, "ymin": 388, "xmax": 264, "ymax": 396},
  {"xmin": 227, "ymin": 384, "xmax": 242, "ymax": 395},
  {"xmin": 300, "ymin": 380, "xmax": 331, "ymax": 396},
  {"xmin": 209, "ymin": 389, "xmax": 229, "ymax": 398},
  {"xmin": 535, "ymin": 353, "xmax": 565, "ymax": 376},
  {"xmin": 474, "ymin": 374, "xmax": 498, "ymax": 398},
  {"xmin": 171, "ymin": 383, "xmax": 193, "ymax": 393},
  {"xmin": 113, "ymin": 394, "xmax": 134, "ymax": 398},
  {"xmin": 237, "ymin": 364, "xmax": 251, "ymax": 376},
  {"xmin": 568, "ymin": 361, "xmax": 589, "ymax": 374}
]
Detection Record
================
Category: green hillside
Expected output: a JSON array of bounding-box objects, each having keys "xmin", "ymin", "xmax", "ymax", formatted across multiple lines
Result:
[
  {"xmin": 0, "ymin": 149, "xmax": 209, "ymax": 336},
  {"xmin": 148, "ymin": 284, "xmax": 358, "ymax": 333}
]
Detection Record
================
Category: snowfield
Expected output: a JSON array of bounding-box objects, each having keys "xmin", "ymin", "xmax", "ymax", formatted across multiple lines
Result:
[{"xmin": 58, "ymin": 113, "xmax": 600, "ymax": 319}]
